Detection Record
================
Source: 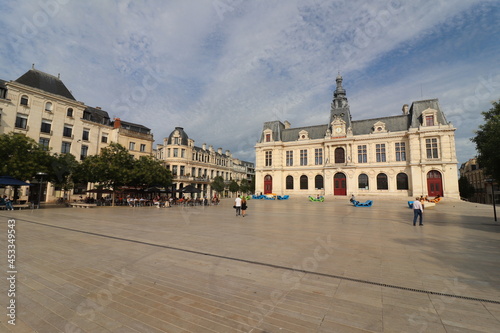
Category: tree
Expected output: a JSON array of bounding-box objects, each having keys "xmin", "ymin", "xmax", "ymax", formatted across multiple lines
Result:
[
  {"xmin": 471, "ymin": 100, "xmax": 500, "ymax": 182},
  {"xmin": 0, "ymin": 133, "xmax": 52, "ymax": 180},
  {"xmin": 239, "ymin": 178, "xmax": 250, "ymax": 194},
  {"xmin": 49, "ymin": 153, "xmax": 79, "ymax": 199},
  {"xmin": 228, "ymin": 180, "xmax": 240, "ymax": 194},
  {"xmin": 131, "ymin": 156, "xmax": 172, "ymax": 188},
  {"xmin": 77, "ymin": 143, "xmax": 135, "ymax": 188},
  {"xmin": 458, "ymin": 176, "xmax": 475, "ymax": 200},
  {"xmin": 211, "ymin": 176, "xmax": 226, "ymax": 196}
]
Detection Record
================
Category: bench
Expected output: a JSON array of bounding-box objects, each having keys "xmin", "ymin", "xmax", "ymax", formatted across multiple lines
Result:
[
  {"xmin": 13, "ymin": 204, "xmax": 32, "ymax": 210},
  {"xmin": 352, "ymin": 200, "xmax": 373, "ymax": 207},
  {"xmin": 69, "ymin": 203, "xmax": 97, "ymax": 208},
  {"xmin": 0, "ymin": 203, "xmax": 32, "ymax": 210}
]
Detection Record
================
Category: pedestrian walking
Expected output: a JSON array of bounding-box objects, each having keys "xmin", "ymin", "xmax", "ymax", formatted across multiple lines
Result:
[
  {"xmin": 412, "ymin": 197, "xmax": 424, "ymax": 226},
  {"xmin": 241, "ymin": 197, "xmax": 247, "ymax": 217},
  {"xmin": 234, "ymin": 196, "xmax": 242, "ymax": 216}
]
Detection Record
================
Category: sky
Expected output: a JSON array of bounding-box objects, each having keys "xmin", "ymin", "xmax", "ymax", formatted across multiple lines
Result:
[{"xmin": 0, "ymin": 0, "xmax": 499, "ymax": 164}]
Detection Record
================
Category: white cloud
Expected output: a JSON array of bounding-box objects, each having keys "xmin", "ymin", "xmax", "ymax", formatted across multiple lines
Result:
[{"xmin": 0, "ymin": 0, "xmax": 498, "ymax": 164}]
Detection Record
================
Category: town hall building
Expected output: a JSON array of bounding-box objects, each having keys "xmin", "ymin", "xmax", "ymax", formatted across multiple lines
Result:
[{"xmin": 255, "ymin": 75, "xmax": 460, "ymax": 199}]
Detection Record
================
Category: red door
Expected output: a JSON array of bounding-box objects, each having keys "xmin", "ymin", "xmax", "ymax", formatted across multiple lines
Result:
[
  {"xmin": 264, "ymin": 175, "xmax": 273, "ymax": 194},
  {"xmin": 427, "ymin": 170, "xmax": 443, "ymax": 197},
  {"xmin": 334, "ymin": 173, "xmax": 347, "ymax": 196}
]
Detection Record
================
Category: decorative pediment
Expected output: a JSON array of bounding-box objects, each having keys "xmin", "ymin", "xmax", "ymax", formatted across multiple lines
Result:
[
  {"xmin": 263, "ymin": 129, "xmax": 273, "ymax": 142},
  {"xmin": 421, "ymin": 108, "xmax": 439, "ymax": 126},
  {"xmin": 331, "ymin": 118, "xmax": 346, "ymax": 136},
  {"xmin": 298, "ymin": 130, "xmax": 309, "ymax": 140},
  {"xmin": 372, "ymin": 121, "xmax": 386, "ymax": 133}
]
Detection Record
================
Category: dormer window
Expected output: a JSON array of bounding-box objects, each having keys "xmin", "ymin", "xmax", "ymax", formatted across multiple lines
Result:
[
  {"xmin": 263, "ymin": 129, "xmax": 273, "ymax": 142},
  {"xmin": 372, "ymin": 121, "xmax": 386, "ymax": 133},
  {"xmin": 298, "ymin": 130, "xmax": 309, "ymax": 140},
  {"xmin": 20, "ymin": 95, "xmax": 29, "ymax": 106},
  {"xmin": 422, "ymin": 108, "xmax": 438, "ymax": 127},
  {"xmin": 67, "ymin": 108, "xmax": 73, "ymax": 117},
  {"xmin": 45, "ymin": 102, "xmax": 53, "ymax": 112}
]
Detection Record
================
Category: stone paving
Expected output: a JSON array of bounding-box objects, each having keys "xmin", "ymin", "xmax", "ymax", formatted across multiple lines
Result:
[{"xmin": 0, "ymin": 197, "xmax": 499, "ymax": 332}]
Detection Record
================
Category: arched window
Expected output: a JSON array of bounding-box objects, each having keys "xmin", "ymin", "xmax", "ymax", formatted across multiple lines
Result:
[
  {"xmin": 315, "ymin": 175, "xmax": 324, "ymax": 189},
  {"xmin": 45, "ymin": 101, "xmax": 53, "ymax": 111},
  {"xmin": 300, "ymin": 175, "xmax": 308, "ymax": 190},
  {"xmin": 67, "ymin": 108, "xmax": 73, "ymax": 117},
  {"xmin": 20, "ymin": 95, "xmax": 29, "ymax": 106},
  {"xmin": 286, "ymin": 175, "xmax": 294, "ymax": 190},
  {"xmin": 358, "ymin": 174, "xmax": 369, "ymax": 189},
  {"xmin": 334, "ymin": 147, "xmax": 345, "ymax": 163},
  {"xmin": 377, "ymin": 173, "xmax": 388, "ymax": 190},
  {"xmin": 396, "ymin": 173, "xmax": 409, "ymax": 190}
]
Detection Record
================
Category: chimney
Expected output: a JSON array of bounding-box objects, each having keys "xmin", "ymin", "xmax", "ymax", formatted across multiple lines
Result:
[
  {"xmin": 202, "ymin": 143, "xmax": 206, "ymax": 150},
  {"xmin": 225, "ymin": 150, "xmax": 231, "ymax": 157},
  {"xmin": 218, "ymin": 148, "xmax": 223, "ymax": 154},
  {"xmin": 114, "ymin": 118, "xmax": 121, "ymax": 129},
  {"xmin": 209, "ymin": 145, "xmax": 213, "ymax": 152},
  {"xmin": 284, "ymin": 120, "xmax": 291, "ymax": 129},
  {"xmin": 402, "ymin": 104, "xmax": 409, "ymax": 115},
  {"xmin": 95, "ymin": 106, "xmax": 101, "ymax": 110}
]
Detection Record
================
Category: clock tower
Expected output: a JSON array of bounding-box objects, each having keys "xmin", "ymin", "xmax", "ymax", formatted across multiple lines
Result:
[{"xmin": 328, "ymin": 74, "xmax": 352, "ymax": 136}]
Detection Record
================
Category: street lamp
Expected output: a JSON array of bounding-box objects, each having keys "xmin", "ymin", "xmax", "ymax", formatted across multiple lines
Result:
[
  {"xmin": 485, "ymin": 178, "xmax": 497, "ymax": 222},
  {"xmin": 36, "ymin": 172, "xmax": 47, "ymax": 209}
]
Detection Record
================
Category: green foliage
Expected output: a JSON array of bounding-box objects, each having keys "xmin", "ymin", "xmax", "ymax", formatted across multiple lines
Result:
[
  {"xmin": 77, "ymin": 143, "xmax": 135, "ymax": 188},
  {"xmin": 228, "ymin": 179, "xmax": 240, "ymax": 193},
  {"xmin": 0, "ymin": 133, "xmax": 52, "ymax": 180},
  {"xmin": 131, "ymin": 156, "xmax": 172, "ymax": 187},
  {"xmin": 49, "ymin": 153, "xmax": 79, "ymax": 191},
  {"xmin": 211, "ymin": 176, "xmax": 226, "ymax": 194},
  {"xmin": 77, "ymin": 143, "xmax": 171, "ymax": 189},
  {"xmin": 458, "ymin": 176, "xmax": 475, "ymax": 200},
  {"xmin": 239, "ymin": 178, "xmax": 250, "ymax": 194},
  {"xmin": 471, "ymin": 100, "xmax": 500, "ymax": 182}
]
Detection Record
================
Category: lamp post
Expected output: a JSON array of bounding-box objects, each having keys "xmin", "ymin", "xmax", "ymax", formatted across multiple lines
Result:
[
  {"xmin": 486, "ymin": 178, "xmax": 497, "ymax": 222},
  {"xmin": 36, "ymin": 172, "xmax": 47, "ymax": 209}
]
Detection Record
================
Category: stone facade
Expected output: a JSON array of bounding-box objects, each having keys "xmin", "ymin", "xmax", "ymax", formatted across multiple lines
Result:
[
  {"xmin": 0, "ymin": 67, "xmax": 154, "ymax": 202},
  {"xmin": 460, "ymin": 158, "xmax": 499, "ymax": 204},
  {"xmin": 255, "ymin": 75, "xmax": 460, "ymax": 199},
  {"xmin": 156, "ymin": 127, "xmax": 254, "ymax": 198}
]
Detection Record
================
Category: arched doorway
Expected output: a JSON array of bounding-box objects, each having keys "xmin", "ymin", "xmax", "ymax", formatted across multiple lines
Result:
[
  {"xmin": 264, "ymin": 175, "xmax": 273, "ymax": 194},
  {"xmin": 427, "ymin": 170, "xmax": 443, "ymax": 197},
  {"xmin": 334, "ymin": 173, "xmax": 347, "ymax": 196}
]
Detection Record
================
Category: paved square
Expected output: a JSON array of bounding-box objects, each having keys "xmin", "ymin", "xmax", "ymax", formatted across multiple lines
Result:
[{"xmin": 1, "ymin": 197, "xmax": 499, "ymax": 332}]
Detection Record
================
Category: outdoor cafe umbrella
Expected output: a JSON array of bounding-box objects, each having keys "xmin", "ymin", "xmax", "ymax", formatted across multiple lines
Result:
[
  {"xmin": 85, "ymin": 188, "xmax": 114, "ymax": 194},
  {"xmin": 0, "ymin": 175, "xmax": 33, "ymax": 187},
  {"xmin": 181, "ymin": 185, "xmax": 201, "ymax": 194},
  {"xmin": 0, "ymin": 175, "xmax": 33, "ymax": 204}
]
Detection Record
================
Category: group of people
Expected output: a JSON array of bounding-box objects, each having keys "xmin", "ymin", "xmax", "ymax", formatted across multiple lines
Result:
[
  {"xmin": 0, "ymin": 195, "xmax": 14, "ymax": 210},
  {"xmin": 234, "ymin": 196, "xmax": 248, "ymax": 217}
]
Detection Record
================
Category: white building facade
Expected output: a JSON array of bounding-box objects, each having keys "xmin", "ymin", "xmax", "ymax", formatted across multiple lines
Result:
[
  {"xmin": 255, "ymin": 75, "xmax": 460, "ymax": 199},
  {"xmin": 156, "ymin": 127, "xmax": 254, "ymax": 198},
  {"xmin": 0, "ymin": 67, "xmax": 154, "ymax": 202}
]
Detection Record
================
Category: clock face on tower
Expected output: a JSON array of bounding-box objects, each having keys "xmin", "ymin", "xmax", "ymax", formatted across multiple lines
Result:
[{"xmin": 335, "ymin": 127, "xmax": 342, "ymax": 133}]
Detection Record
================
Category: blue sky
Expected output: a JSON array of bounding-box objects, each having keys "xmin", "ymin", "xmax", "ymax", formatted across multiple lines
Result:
[{"xmin": 1, "ymin": 0, "xmax": 499, "ymax": 164}]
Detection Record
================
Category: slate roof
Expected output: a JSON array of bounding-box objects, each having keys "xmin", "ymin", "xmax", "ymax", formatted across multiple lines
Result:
[
  {"xmin": 282, "ymin": 124, "xmax": 329, "ymax": 142},
  {"xmin": 119, "ymin": 120, "xmax": 151, "ymax": 134},
  {"xmin": 0, "ymin": 79, "xmax": 6, "ymax": 89},
  {"xmin": 409, "ymin": 99, "xmax": 448, "ymax": 127},
  {"xmin": 260, "ymin": 121, "xmax": 285, "ymax": 142},
  {"xmin": 83, "ymin": 106, "xmax": 111, "ymax": 126},
  {"xmin": 167, "ymin": 127, "xmax": 189, "ymax": 145},
  {"xmin": 352, "ymin": 114, "xmax": 410, "ymax": 135},
  {"xmin": 14, "ymin": 69, "xmax": 76, "ymax": 100}
]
